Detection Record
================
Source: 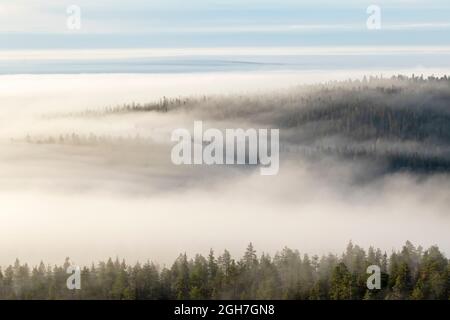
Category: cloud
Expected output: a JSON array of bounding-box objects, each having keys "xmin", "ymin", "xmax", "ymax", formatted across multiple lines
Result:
[
  {"xmin": 0, "ymin": 71, "xmax": 449, "ymax": 266},
  {"xmin": 1, "ymin": 0, "xmax": 449, "ymax": 35}
]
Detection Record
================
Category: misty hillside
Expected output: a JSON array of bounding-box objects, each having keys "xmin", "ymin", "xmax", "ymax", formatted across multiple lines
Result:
[
  {"xmin": 4, "ymin": 74, "xmax": 450, "ymax": 277},
  {"xmin": 37, "ymin": 75, "xmax": 450, "ymax": 174}
]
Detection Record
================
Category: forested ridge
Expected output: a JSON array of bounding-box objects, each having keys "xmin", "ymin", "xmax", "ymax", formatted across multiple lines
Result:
[
  {"xmin": 32, "ymin": 75, "xmax": 450, "ymax": 174},
  {"xmin": 0, "ymin": 241, "xmax": 448, "ymax": 300}
]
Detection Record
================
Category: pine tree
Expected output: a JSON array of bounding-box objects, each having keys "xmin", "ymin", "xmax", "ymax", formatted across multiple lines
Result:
[
  {"xmin": 330, "ymin": 263, "xmax": 353, "ymax": 300},
  {"xmin": 243, "ymin": 243, "xmax": 258, "ymax": 269},
  {"xmin": 172, "ymin": 254, "xmax": 190, "ymax": 300},
  {"xmin": 391, "ymin": 262, "xmax": 412, "ymax": 299}
]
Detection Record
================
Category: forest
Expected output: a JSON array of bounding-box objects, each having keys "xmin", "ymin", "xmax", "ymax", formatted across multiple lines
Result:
[
  {"xmin": 3, "ymin": 76, "xmax": 448, "ymax": 301},
  {"xmin": 29, "ymin": 75, "xmax": 450, "ymax": 175},
  {"xmin": 0, "ymin": 241, "xmax": 448, "ymax": 300}
]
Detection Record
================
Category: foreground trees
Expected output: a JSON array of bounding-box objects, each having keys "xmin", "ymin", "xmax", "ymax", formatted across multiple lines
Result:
[{"xmin": 0, "ymin": 241, "xmax": 448, "ymax": 300}]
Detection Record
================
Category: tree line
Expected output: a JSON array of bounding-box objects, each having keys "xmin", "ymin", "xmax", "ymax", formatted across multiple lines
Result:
[
  {"xmin": 36, "ymin": 75, "xmax": 450, "ymax": 174},
  {"xmin": 0, "ymin": 241, "xmax": 448, "ymax": 300}
]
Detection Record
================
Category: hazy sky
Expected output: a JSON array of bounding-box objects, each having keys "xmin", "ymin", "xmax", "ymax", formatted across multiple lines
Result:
[{"xmin": 1, "ymin": 0, "xmax": 450, "ymax": 48}]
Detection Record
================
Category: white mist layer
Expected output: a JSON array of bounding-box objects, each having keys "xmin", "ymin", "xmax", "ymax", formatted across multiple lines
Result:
[{"xmin": 0, "ymin": 72, "xmax": 449, "ymax": 267}]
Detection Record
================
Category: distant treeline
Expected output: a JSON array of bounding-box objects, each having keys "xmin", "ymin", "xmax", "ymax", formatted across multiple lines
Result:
[
  {"xmin": 35, "ymin": 75, "xmax": 450, "ymax": 174},
  {"xmin": 42, "ymin": 96, "xmax": 188, "ymax": 119},
  {"xmin": 0, "ymin": 241, "xmax": 448, "ymax": 300},
  {"xmin": 44, "ymin": 75, "xmax": 450, "ymax": 120},
  {"xmin": 19, "ymin": 133, "xmax": 153, "ymax": 147}
]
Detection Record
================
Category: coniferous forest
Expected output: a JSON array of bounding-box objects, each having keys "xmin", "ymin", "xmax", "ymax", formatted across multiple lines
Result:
[
  {"xmin": 2, "ymin": 76, "xmax": 449, "ymax": 301},
  {"xmin": 27, "ymin": 76, "xmax": 450, "ymax": 175},
  {"xmin": 0, "ymin": 241, "xmax": 448, "ymax": 300}
]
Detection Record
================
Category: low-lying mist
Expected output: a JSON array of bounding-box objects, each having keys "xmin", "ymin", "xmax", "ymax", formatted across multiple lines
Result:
[{"xmin": 0, "ymin": 72, "xmax": 449, "ymax": 267}]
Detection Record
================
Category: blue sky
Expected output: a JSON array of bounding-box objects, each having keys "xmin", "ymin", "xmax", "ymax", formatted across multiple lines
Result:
[{"xmin": 1, "ymin": 0, "xmax": 450, "ymax": 48}]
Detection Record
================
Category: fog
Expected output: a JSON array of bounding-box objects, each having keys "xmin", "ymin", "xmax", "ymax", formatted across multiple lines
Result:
[{"xmin": 0, "ymin": 71, "xmax": 449, "ymax": 267}]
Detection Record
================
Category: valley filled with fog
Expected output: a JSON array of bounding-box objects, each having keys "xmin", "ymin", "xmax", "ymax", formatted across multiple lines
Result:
[{"xmin": 0, "ymin": 70, "xmax": 449, "ymax": 267}]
